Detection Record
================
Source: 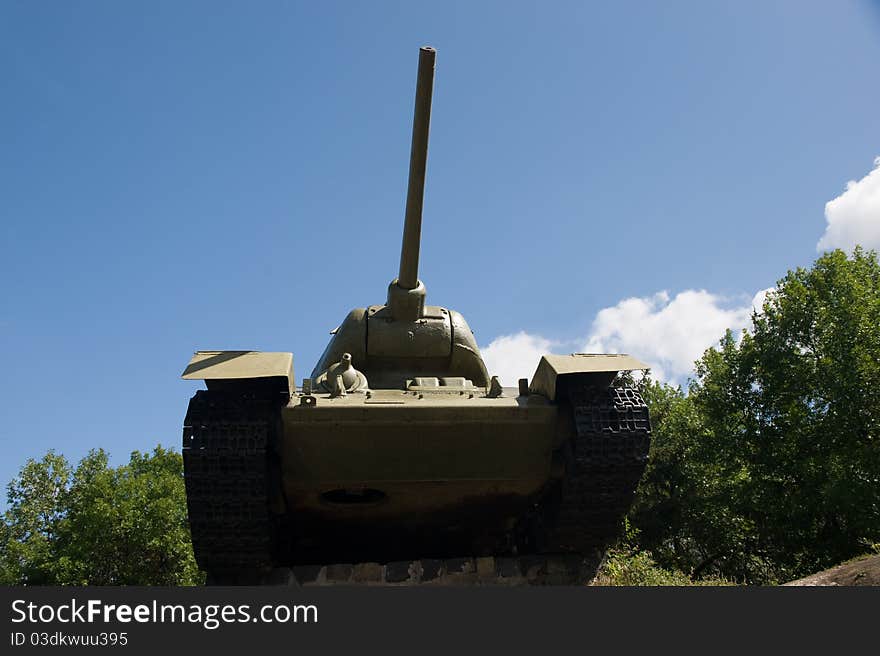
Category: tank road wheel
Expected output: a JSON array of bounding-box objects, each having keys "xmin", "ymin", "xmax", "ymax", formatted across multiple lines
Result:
[
  {"xmin": 182, "ymin": 390, "xmax": 286, "ymax": 584},
  {"xmin": 542, "ymin": 383, "xmax": 651, "ymax": 556}
]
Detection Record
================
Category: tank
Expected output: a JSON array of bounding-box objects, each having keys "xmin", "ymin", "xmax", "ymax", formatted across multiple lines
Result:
[{"xmin": 181, "ymin": 47, "xmax": 652, "ymax": 583}]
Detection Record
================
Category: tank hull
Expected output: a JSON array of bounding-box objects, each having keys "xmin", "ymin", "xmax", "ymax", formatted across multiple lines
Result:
[
  {"xmin": 183, "ymin": 379, "xmax": 651, "ymax": 577},
  {"xmin": 281, "ymin": 389, "xmax": 557, "ymax": 526}
]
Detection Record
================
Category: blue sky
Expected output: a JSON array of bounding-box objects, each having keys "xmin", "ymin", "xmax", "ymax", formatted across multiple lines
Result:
[{"xmin": 2, "ymin": 1, "xmax": 880, "ymax": 499}]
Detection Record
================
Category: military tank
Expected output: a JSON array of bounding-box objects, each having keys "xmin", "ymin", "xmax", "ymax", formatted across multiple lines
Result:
[{"xmin": 181, "ymin": 47, "xmax": 651, "ymax": 584}]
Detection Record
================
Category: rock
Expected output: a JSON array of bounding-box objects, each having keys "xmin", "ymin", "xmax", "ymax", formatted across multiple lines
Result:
[{"xmin": 784, "ymin": 554, "xmax": 880, "ymax": 586}]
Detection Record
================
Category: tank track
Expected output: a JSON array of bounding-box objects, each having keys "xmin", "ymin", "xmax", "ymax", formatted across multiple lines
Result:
[
  {"xmin": 182, "ymin": 390, "xmax": 283, "ymax": 580},
  {"xmin": 543, "ymin": 383, "xmax": 651, "ymax": 553}
]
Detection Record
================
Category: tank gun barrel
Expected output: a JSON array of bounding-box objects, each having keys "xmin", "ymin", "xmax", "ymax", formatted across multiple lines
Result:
[{"xmin": 398, "ymin": 46, "xmax": 435, "ymax": 291}]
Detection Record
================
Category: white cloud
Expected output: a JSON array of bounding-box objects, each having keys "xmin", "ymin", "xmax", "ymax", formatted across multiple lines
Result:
[
  {"xmin": 817, "ymin": 157, "xmax": 880, "ymax": 252},
  {"xmin": 582, "ymin": 289, "xmax": 771, "ymax": 383},
  {"xmin": 480, "ymin": 331, "xmax": 556, "ymax": 388},
  {"xmin": 481, "ymin": 288, "xmax": 773, "ymax": 386},
  {"xmin": 750, "ymin": 287, "xmax": 773, "ymax": 315}
]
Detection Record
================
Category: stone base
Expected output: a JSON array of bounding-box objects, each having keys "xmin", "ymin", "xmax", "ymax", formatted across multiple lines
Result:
[{"xmin": 277, "ymin": 554, "xmax": 601, "ymax": 586}]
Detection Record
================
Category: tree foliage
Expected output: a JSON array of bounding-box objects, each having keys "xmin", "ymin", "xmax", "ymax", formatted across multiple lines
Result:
[
  {"xmin": 1, "ymin": 447, "xmax": 202, "ymax": 586},
  {"xmin": 631, "ymin": 248, "xmax": 880, "ymax": 583}
]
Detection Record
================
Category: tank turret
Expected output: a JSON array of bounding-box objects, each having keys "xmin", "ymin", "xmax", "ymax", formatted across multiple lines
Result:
[{"xmin": 309, "ymin": 47, "xmax": 490, "ymax": 389}]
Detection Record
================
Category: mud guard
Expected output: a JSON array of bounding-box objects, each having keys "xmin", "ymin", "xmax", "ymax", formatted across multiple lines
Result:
[
  {"xmin": 182, "ymin": 350, "xmax": 294, "ymax": 397},
  {"xmin": 528, "ymin": 354, "xmax": 648, "ymax": 401}
]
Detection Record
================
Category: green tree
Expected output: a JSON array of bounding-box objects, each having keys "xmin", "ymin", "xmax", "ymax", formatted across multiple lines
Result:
[
  {"xmin": 1, "ymin": 452, "xmax": 71, "ymax": 585},
  {"xmin": 1, "ymin": 447, "xmax": 203, "ymax": 585},
  {"xmin": 728, "ymin": 247, "xmax": 880, "ymax": 578},
  {"xmin": 631, "ymin": 248, "xmax": 880, "ymax": 583}
]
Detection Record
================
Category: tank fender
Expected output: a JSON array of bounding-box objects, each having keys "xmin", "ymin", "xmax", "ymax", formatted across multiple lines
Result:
[
  {"xmin": 182, "ymin": 351, "xmax": 294, "ymax": 397},
  {"xmin": 529, "ymin": 354, "xmax": 648, "ymax": 401}
]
